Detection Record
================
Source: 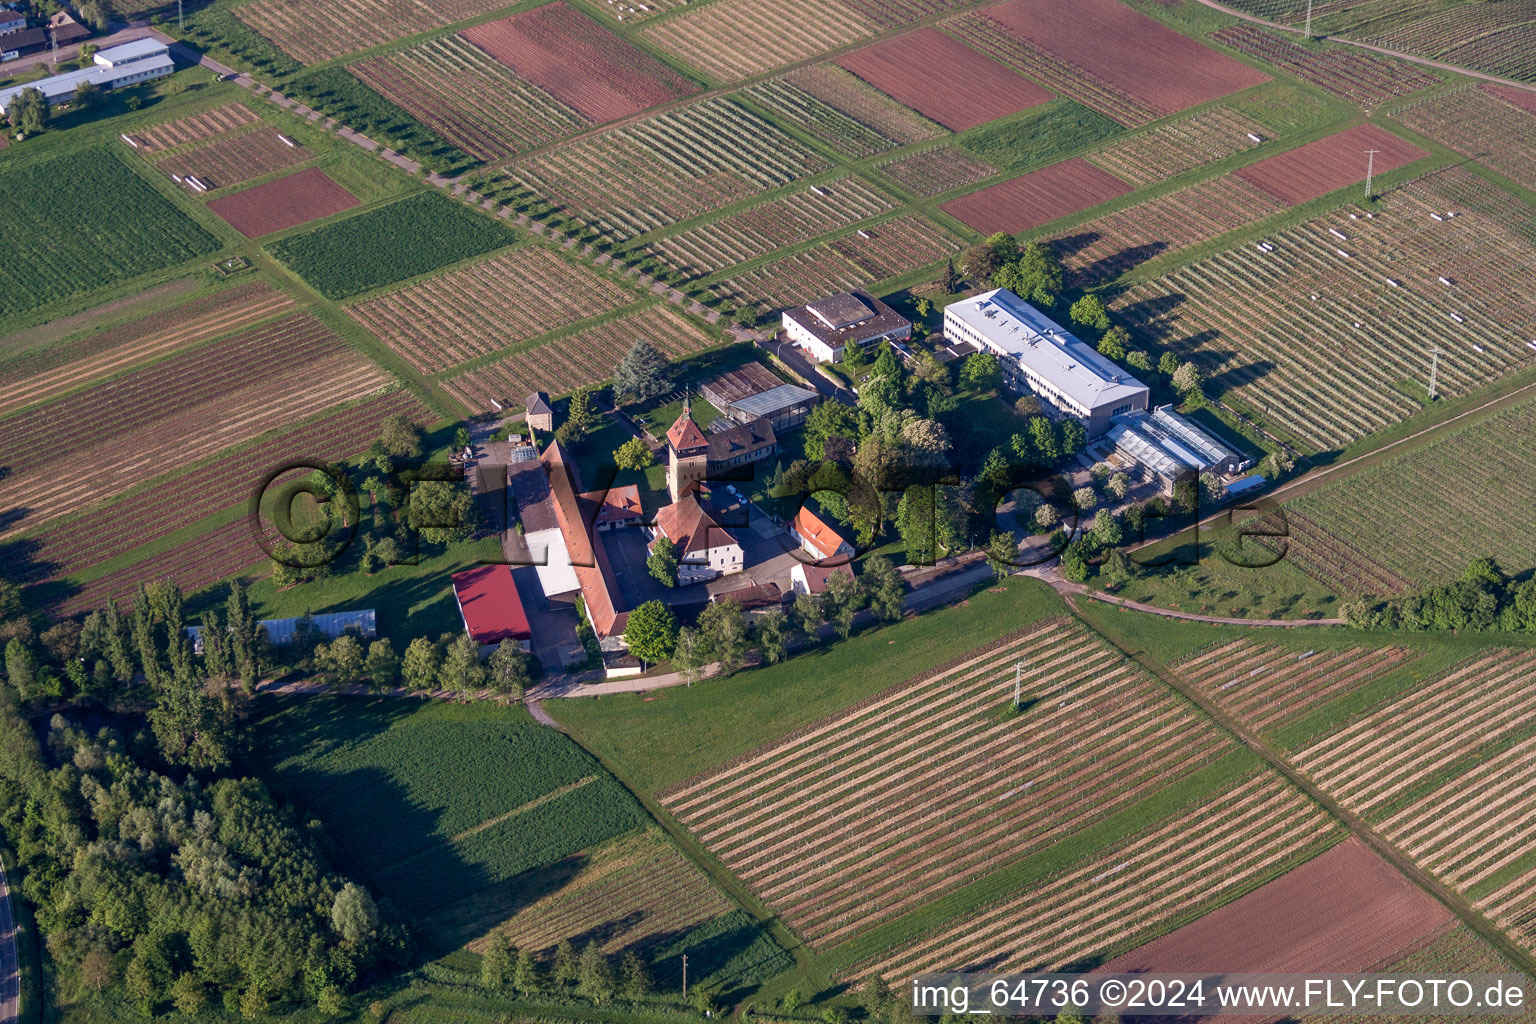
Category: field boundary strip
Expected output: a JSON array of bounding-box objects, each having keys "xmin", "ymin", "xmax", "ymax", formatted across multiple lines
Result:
[{"xmin": 449, "ymin": 775, "xmax": 600, "ymax": 842}]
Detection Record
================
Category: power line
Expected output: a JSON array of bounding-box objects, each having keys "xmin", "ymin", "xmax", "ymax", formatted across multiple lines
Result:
[
  {"xmin": 1428, "ymin": 345, "xmax": 1443, "ymax": 401},
  {"xmin": 1364, "ymin": 148, "xmax": 1381, "ymax": 201},
  {"xmin": 1305, "ymin": 0, "xmax": 1314, "ymax": 37}
]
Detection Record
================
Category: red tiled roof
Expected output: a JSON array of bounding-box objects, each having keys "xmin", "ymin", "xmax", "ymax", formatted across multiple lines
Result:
[
  {"xmin": 794, "ymin": 561, "xmax": 854, "ymax": 594},
  {"xmin": 651, "ymin": 493, "xmax": 733, "ymax": 558},
  {"xmin": 592, "ymin": 483, "xmax": 642, "ymax": 527},
  {"xmin": 667, "ymin": 411, "xmax": 708, "ymax": 452},
  {"xmin": 793, "ymin": 503, "xmax": 854, "ymax": 561},
  {"xmin": 451, "ymin": 565, "xmax": 530, "ymax": 646},
  {"xmin": 544, "ymin": 441, "xmax": 628, "ymax": 638}
]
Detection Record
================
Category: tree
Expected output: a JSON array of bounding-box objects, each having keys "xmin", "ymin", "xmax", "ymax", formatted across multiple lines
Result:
[
  {"xmin": 407, "ymin": 479, "xmax": 477, "ymax": 545},
  {"xmin": 1028, "ymin": 416, "xmax": 1060, "ymax": 465},
  {"xmin": 76, "ymin": 0, "xmax": 111, "ymax": 30},
  {"xmin": 72, "ymin": 80, "xmax": 103, "ymax": 110},
  {"xmin": 1088, "ymin": 509, "xmax": 1123, "ymax": 550},
  {"xmin": 1199, "ymin": 471, "xmax": 1227, "ymax": 505},
  {"xmin": 962, "ymin": 232, "xmax": 1018, "ymax": 281},
  {"xmin": 316, "ymin": 634, "xmax": 365, "ymax": 687},
  {"xmin": 365, "ymin": 638, "xmax": 399, "ymax": 691},
  {"xmin": 646, "ymin": 535, "xmax": 680, "ymax": 588},
  {"xmin": 171, "ymin": 974, "xmax": 206, "ymax": 1016},
  {"xmin": 551, "ymin": 939, "xmax": 579, "ymax": 988},
  {"xmin": 986, "ymin": 529, "xmax": 1017, "ymax": 581},
  {"xmin": 1126, "ymin": 349, "xmax": 1152, "ymax": 372},
  {"xmin": 512, "ymin": 948, "xmax": 542, "ymax": 995},
  {"xmin": 1107, "ymin": 472, "xmax": 1130, "ymax": 500},
  {"xmin": 619, "ymin": 950, "xmax": 651, "ymax": 1001},
  {"xmin": 613, "ymin": 437, "xmax": 655, "ymax": 471},
  {"xmin": 803, "ymin": 401, "xmax": 861, "ymax": 461},
  {"xmin": 1072, "ymin": 486, "xmax": 1097, "ymax": 512},
  {"xmin": 440, "ymin": 633, "xmax": 488, "ymax": 696},
  {"xmin": 995, "ymin": 242, "xmax": 1063, "ymax": 307},
  {"xmin": 6, "ymin": 87, "xmax": 49, "ymax": 133},
  {"xmin": 487, "ymin": 641, "xmax": 530, "ymax": 698},
  {"xmin": 1069, "ymin": 294, "xmax": 1111, "ymax": 332},
  {"xmin": 331, "ymin": 883, "xmax": 379, "ymax": 944},
  {"xmin": 823, "ymin": 568, "xmax": 865, "ymax": 640},
  {"xmin": 1099, "ymin": 548, "xmax": 1135, "ymax": 590},
  {"xmin": 1158, "ymin": 351, "xmax": 1181, "ymax": 377},
  {"xmin": 577, "ymin": 941, "xmax": 614, "ymax": 1003},
  {"xmin": 401, "ymin": 637, "xmax": 440, "ymax": 691},
  {"xmin": 454, "ymin": 426, "xmax": 472, "ymax": 451},
  {"xmin": 959, "ymin": 351, "xmax": 1001, "ymax": 392},
  {"xmin": 381, "ymin": 412, "xmax": 423, "ymax": 457},
  {"xmin": 149, "ymin": 676, "xmax": 235, "ymax": 771},
  {"xmin": 672, "ymin": 626, "xmax": 707, "ymax": 685},
  {"xmin": 1098, "ymin": 325, "xmax": 1131, "ymax": 361},
  {"xmin": 1034, "ymin": 503, "xmax": 1061, "ymax": 533},
  {"xmin": 862, "ymin": 555, "xmax": 905, "ymax": 622},
  {"xmin": 4, "ymin": 640, "xmax": 37, "ymax": 700},
  {"xmin": 1060, "ymin": 541, "xmax": 1091, "ymax": 583},
  {"xmin": 614, "ymin": 338, "xmax": 673, "ymax": 403},
  {"xmin": 240, "ymin": 985, "xmax": 269, "ymax": 1021},
  {"xmin": 625, "ymin": 600, "xmax": 678, "ymax": 665},
  {"xmin": 1172, "ymin": 361, "xmax": 1203, "ymax": 395},
  {"xmin": 1057, "ymin": 419, "xmax": 1087, "ymax": 460},
  {"xmin": 481, "ymin": 932, "xmax": 513, "ymax": 990},
  {"xmin": 567, "ymin": 387, "xmax": 598, "ymax": 434},
  {"xmin": 697, "ymin": 599, "xmax": 749, "ymax": 673},
  {"xmin": 754, "ymin": 610, "xmax": 791, "ymax": 664}
]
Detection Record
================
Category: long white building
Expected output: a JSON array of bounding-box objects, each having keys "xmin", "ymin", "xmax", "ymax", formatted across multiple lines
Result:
[
  {"xmin": 944, "ymin": 288, "xmax": 1149, "ymax": 437},
  {"xmin": 0, "ymin": 37, "xmax": 172, "ymax": 115}
]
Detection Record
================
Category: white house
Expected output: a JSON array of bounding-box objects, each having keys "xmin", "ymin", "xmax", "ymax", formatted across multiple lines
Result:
[
  {"xmin": 783, "ymin": 291, "xmax": 911, "ymax": 364},
  {"xmin": 790, "ymin": 500, "xmax": 854, "ymax": 562},
  {"xmin": 650, "ymin": 494, "xmax": 743, "ymax": 583}
]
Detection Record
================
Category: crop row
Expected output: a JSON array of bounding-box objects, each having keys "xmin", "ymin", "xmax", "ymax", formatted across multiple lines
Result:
[
  {"xmin": 1085, "ymin": 106, "xmax": 1268, "ymax": 188},
  {"xmin": 155, "ymin": 127, "xmax": 310, "ymax": 192},
  {"xmin": 742, "ymin": 65, "xmax": 946, "ymax": 160},
  {"xmin": 1176, "ymin": 640, "xmax": 1418, "ymax": 732},
  {"xmin": 640, "ymin": 0, "xmax": 878, "ymax": 82},
  {"xmin": 1436, "ymin": 23, "xmax": 1536, "ymax": 82},
  {"xmin": 347, "ymin": 247, "xmax": 637, "ymax": 374},
  {"xmin": 877, "ymin": 146, "xmax": 997, "ymax": 198},
  {"xmin": 505, "ymin": 97, "xmax": 830, "ymax": 242},
  {"xmin": 442, "ymin": 304, "xmax": 717, "ymax": 411},
  {"xmin": 860, "ymin": 772, "xmax": 1337, "ymax": 982},
  {"xmin": 1254, "ymin": 508, "xmax": 1415, "ymax": 596},
  {"xmin": 834, "ymin": 0, "xmax": 973, "ymax": 28},
  {"xmin": 56, "ymin": 518, "xmax": 265, "ymax": 616},
  {"xmin": 645, "ymin": 175, "xmax": 897, "ymax": 279},
  {"xmin": 665, "ymin": 621, "xmax": 1233, "ymax": 949},
  {"xmin": 234, "ymin": 0, "xmax": 509, "ymax": 64},
  {"xmin": 20, "ymin": 390, "xmax": 429, "ymax": 588},
  {"xmin": 0, "ymin": 280, "xmax": 294, "ymax": 417},
  {"xmin": 1394, "ymin": 86, "xmax": 1536, "ymax": 192},
  {"xmin": 349, "ymin": 35, "xmax": 588, "ymax": 163},
  {"xmin": 131, "ymin": 101, "xmax": 259, "ymax": 152},
  {"xmin": 1363, "ymin": 2, "xmax": 1536, "ymax": 80},
  {"xmin": 1211, "ymin": 26, "xmax": 1440, "ymax": 105}
]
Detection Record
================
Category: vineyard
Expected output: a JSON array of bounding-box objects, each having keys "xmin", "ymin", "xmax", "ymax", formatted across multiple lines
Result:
[
  {"xmin": 1394, "ymin": 86, "xmax": 1536, "ymax": 192},
  {"xmin": 1210, "ymin": 26, "xmax": 1440, "ymax": 105},
  {"xmin": 1232, "ymin": 123, "xmax": 1426, "ymax": 205},
  {"xmin": 1358, "ymin": 3, "xmax": 1536, "ymax": 82},
  {"xmin": 834, "ymin": 0, "xmax": 973, "ymax": 27},
  {"xmin": 713, "ymin": 213, "xmax": 962, "ymax": 308},
  {"xmin": 462, "ymin": 4, "xmax": 699, "ymax": 123},
  {"xmin": 0, "ymin": 281, "xmax": 295, "ymax": 417},
  {"xmin": 1053, "ymin": 174, "xmax": 1285, "ymax": 286},
  {"xmin": 0, "ymin": 148, "xmax": 219, "ymax": 319},
  {"xmin": 503, "ymin": 97, "xmax": 830, "ymax": 241},
  {"xmin": 858, "ymin": 772, "xmax": 1337, "ymax": 981},
  {"xmin": 208, "ymin": 167, "xmax": 361, "ymax": 238},
  {"xmin": 234, "ymin": 0, "xmax": 512, "ymax": 64},
  {"xmin": 24, "ymin": 391, "xmax": 430, "ymax": 597},
  {"xmin": 661, "ymin": 620, "xmax": 1235, "ymax": 949},
  {"xmin": 741, "ymin": 65, "xmax": 946, "ymax": 159},
  {"xmin": 442, "ymin": 304, "xmax": 719, "ymax": 410},
  {"xmin": 641, "ymin": 176, "xmax": 897, "ymax": 279},
  {"xmin": 1084, "ymin": 106, "xmax": 1267, "ymax": 188},
  {"xmin": 1174, "ymin": 640, "xmax": 1419, "ymax": 733},
  {"xmin": 1288, "ymin": 394, "xmax": 1536, "ymax": 588},
  {"xmin": 346, "ymin": 247, "xmax": 638, "ymax": 373},
  {"xmin": 349, "ymin": 36, "xmax": 588, "ymax": 163},
  {"xmin": 941, "ymin": 157, "xmax": 1131, "ymax": 234},
  {"xmin": 877, "ymin": 146, "xmax": 997, "ymax": 197},
  {"xmin": 641, "ymin": 0, "xmax": 877, "ymax": 81},
  {"xmin": 154, "ymin": 127, "xmax": 311, "ymax": 191},
  {"xmin": 0, "ymin": 313, "xmax": 388, "ymax": 538},
  {"xmin": 1260, "ymin": 508, "xmax": 1415, "ymax": 596},
  {"xmin": 55, "ymin": 518, "xmax": 267, "ymax": 616},
  {"xmin": 1114, "ymin": 167, "xmax": 1536, "ymax": 451},
  {"xmin": 945, "ymin": 0, "xmax": 1269, "ymax": 126},
  {"xmin": 835, "ymin": 28, "xmax": 1052, "ymax": 132},
  {"xmin": 268, "ymin": 191, "xmax": 513, "ymax": 299},
  {"xmin": 129, "ymin": 101, "xmax": 259, "ymax": 152}
]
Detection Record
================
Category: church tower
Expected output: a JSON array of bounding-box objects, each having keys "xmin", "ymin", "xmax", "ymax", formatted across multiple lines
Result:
[{"xmin": 666, "ymin": 396, "xmax": 710, "ymax": 502}]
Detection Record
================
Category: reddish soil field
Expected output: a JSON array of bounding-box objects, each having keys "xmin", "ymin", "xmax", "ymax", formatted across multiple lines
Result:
[
  {"xmin": 978, "ymin": 0, "xmax": 1269, "ymax": 116},
  {"xmin": 836, "ymin": 27, "xmax": 1052, "ymax": 131},
  {"xmin": 1233, "ymin": 123, "xmax": 1428, "ymax": 205},
  {"xmin": 461, "ymin": 2, "xmax": 698, "ymax": 124},
  {"xmin": 1485, "ymin": 83, "xmax": 1536, "ymax": 114},
  {"xmin": 1102, "ymin": 838, "xmax": 1452, "ymax": 975},
  {"xmin": 208, "ymin": 167, "xmax": 360, "ymax": 238},
  {"xmin": 940, "ymin": 157, "xmax": 1131, "ymax": 234}
]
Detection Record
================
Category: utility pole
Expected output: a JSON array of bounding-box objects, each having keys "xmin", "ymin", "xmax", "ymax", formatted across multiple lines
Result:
[
  {"xmin": 681, "ymin": 954, "xmax": 689, "ymax": 999},
  {"xmin": 1364, "ymin": 148, "xmax": 1380, "ymax": 201},
  {"xmin": 50, "ymin": 29, "xmax": 58, "ymax": 64},
  {"xmin": 1305, "ymin": 0, "xmax": 1314, "ymax": 37},
  {"xmin": 1428, "ymin": 345, "xmax": 1442, "ymax": 401},
  {"xmin": 178, "ymin": 0, "xmax": 184, "ymax": 30}
]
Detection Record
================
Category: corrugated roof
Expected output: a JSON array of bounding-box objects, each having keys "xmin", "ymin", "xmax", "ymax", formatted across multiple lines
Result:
[
  {"xmin": 452, "ymin": 565, "xmax": 531, "ymax": 646},
  {"xmin": 94, "ymin": 36, "xmax": 168, "ymax": 64},
  {"xmin": 730, "ymin": 383, "xmax": 818, "ymax": 418},
  {"xmin": 0, "ymin": 51, "xmax": 172, "ymax": 109}
]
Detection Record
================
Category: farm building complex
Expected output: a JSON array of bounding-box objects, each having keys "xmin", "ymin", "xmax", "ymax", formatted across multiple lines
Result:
[
  {"xmin": 0, "ymin": 37, "xmax": 172, "ymax": 113},
  {"xmin": 1105, "ymin": 406, "xmax": 1252, "ymax": 494}
]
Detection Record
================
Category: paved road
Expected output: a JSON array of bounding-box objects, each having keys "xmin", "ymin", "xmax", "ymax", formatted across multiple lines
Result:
[
  {"xmin": 0, "ymin": 855, "xmax": 19, "ymax": 1024},
  {"xmin": 757, "ymin": 334, "xmax": 857, "ymax": 406}
]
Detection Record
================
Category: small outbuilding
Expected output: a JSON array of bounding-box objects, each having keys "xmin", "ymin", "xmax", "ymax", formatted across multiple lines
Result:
[
  {"xmin": 451, "ymin": 565, "xmax": 532, "ymax": 653},
  {"xmin": 525, "ymin": 392, "xmax": 554, "ymax": 432}
]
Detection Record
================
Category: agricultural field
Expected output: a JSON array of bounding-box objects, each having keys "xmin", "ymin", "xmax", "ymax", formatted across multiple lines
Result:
[
  {"xmin": 941, "ymin": 157, "xmax": 1132, "ymax": 235},
  {"xmin": 713, "ymin": 213, "xmax": 963, "ymax": 308},
  {"xmin": 877, "ymin": 146, "xmax": 997, "ymax": 198},
  {"xmin": 661, "ymin": 619, "xmax": 1236, "ymax": 949},
  {"xmin": 268, "ymin": 190, "xmax": 514, "ymax": 299},
  {"xmin": 1352, "ymin": 2, "xmax": 1536, "ymax": 82},
  {"xmin": 1053, "ymin": 173, "xmax": 1286, "ymax": 286},
  {"xmin": 0, "ymin": 313, "xmax": 389, "ymax": 538},
  {"xmin": 0, "ymin": 281, "xmax": 295, "ymax": 417},
  {"xmin": 640, "ymin": 175, "xmax": 898, "ymax": 279},
  {"xmin": 346, "ymin": 247, "xmax": 639, "ymax": 373},
  {"xmin": 858, "ymin": 771, "xmax": 1338, "ymax": 980},
  {"xmin": 1083, "ymin": 106, "xmax": 1267, "ymax": 188},
  {"xmin": 1232, "ymin": 123, "xmax": 1426, "ymax": 205},
  {"xmin": 640, "ymin": 0, "xmax": 878, "ymax": 82},
  {"xmin": 835, "ymin": 28, "xmax": 1053, "ymax": 132},
  {"xmin": 234, "ymin": 0, "xmax": 513, "ymax": 64},
  {"xmin": 1173, "ymin": 639, "xmax": 1420, "ymax": 733},
  {"xmin": 1286, "ymin": 393, "xmax": 1536, "ymax": 589},
  {"xmin": 463, "ymin": 4, "xmax": 699, "ymax": 122},
  {"xmin": 153, "ymin": 127, "xmax": 311, "ymax": 192},
  {"xmin": 501, "ymin": 97, "xmax": 831, "ymax": 241},
  {"xmin": 1394, "ymin": 85, "xmax": 1536, "ymax": 192},
  {"xmin": 126, "ymin": 100, "xmax": 260, "ymax": 151},
  {"xmin": 348, "ymin": 37, "xmax": 588, "ymax": 164},
  {"xmin": 1114, "ymin": 166, "xmax": 1536, "ymax": 451},
  {"xmin": 945, "ymin": 0, "xmax": 1270, "ymax": 127},
  {"xmin": 1211, "ymin": 26, "xmax": 1441, "ymax": 105},
  {"xmin": 208, "ymin": 166, "xmax": 362, "ymax": 238},
  {"xmin": 53, "ymin": 519, "xmax": 266, "ymax": 618},
  {"xmin": 740, "ymin": 65, "xmax": 947, "ymax": 159},
  {"xmin": 1290, "ymin": 648, "xmax": 1536, "ymax": 952},
  {"xmin": 0, "ymin": 148, "xmax": 220, "ymax": 319},
  {"xmin": 442, "ymin": 304, "xmax": 721, "ymax": 410}
]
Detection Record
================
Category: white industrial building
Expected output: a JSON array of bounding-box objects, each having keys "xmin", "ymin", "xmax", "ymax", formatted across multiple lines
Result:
[
  {"xmin": 783, "ymin": 291, "xmax": 911, "ymax": 363},
  {"xmin": 0, "ymin": 37, "xmax": 172, "ymax": 114},
  {"xmin": 944, "ymin": 288, "xmax": 1149, "ymax": 437},
  {"xmin": 1105, "ymin": 405, "xmax": 1251, "ymax": 494}
]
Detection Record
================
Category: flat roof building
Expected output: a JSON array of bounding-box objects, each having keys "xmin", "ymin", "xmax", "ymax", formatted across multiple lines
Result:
[
  {"xmin": 700, "ymin": 362, "xmax": 820, "ymax": 432},
  {"xmin": 1105, "ymin": 405, "xmax": 1249, "ymax": 494},
  {"xmin": 783, "ymin": 290, "xmax": 911, "ymax": 364},
  {"xmin": 944, "ymin": 288, "xmax": 1149, "ymax": 438},
  {"xmin": 93, "ymin": 37, "xmax": 168, "ymax": 66},
  {"xmin": 186, "ymin": 609, "xmax": 376, "ymax": 652},
  {"xmin": 0, "ymin": 47, "xmax": 172, "ymax": 113}
]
